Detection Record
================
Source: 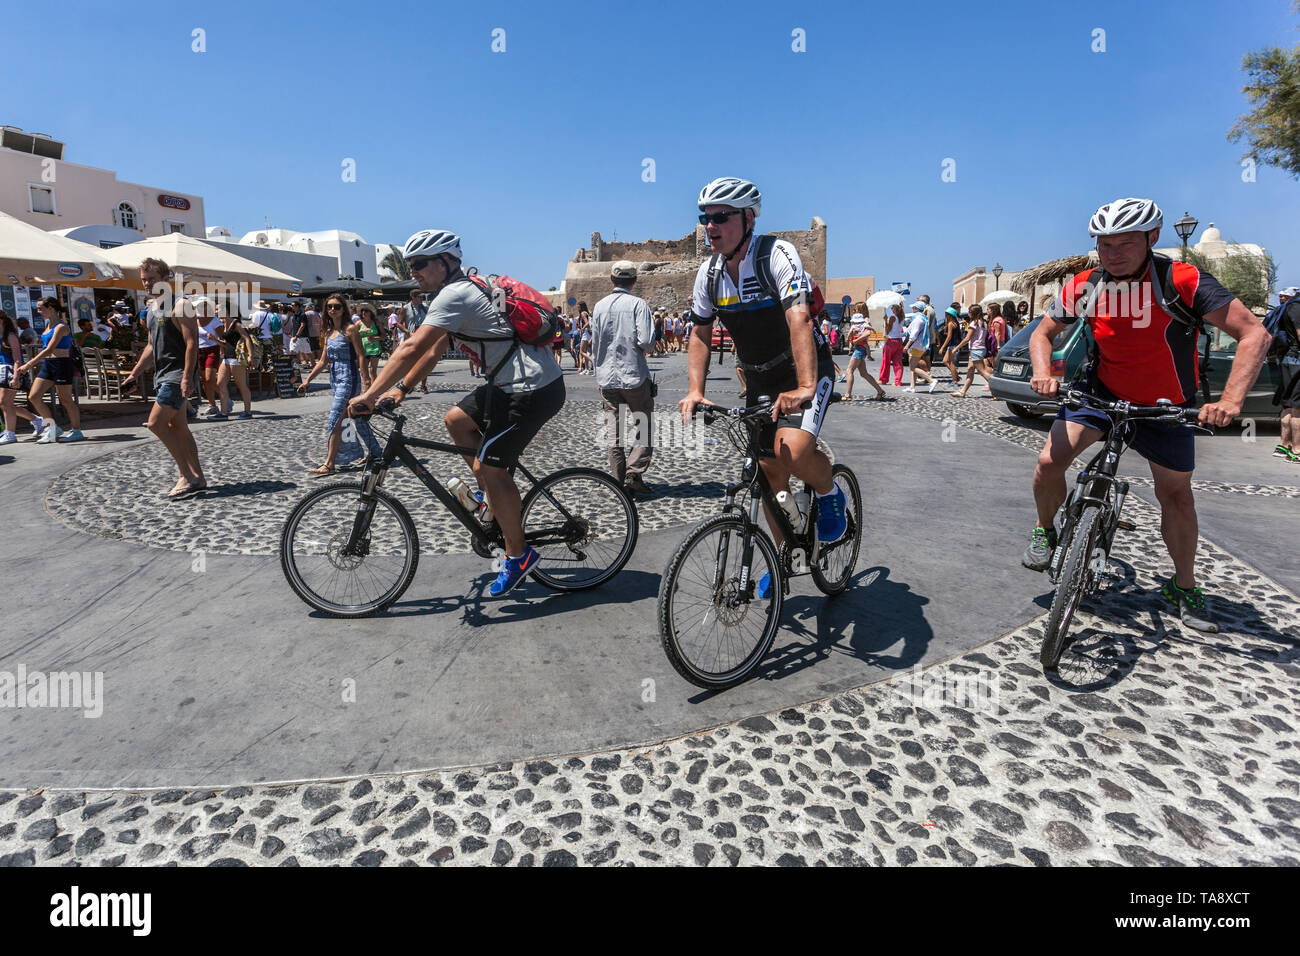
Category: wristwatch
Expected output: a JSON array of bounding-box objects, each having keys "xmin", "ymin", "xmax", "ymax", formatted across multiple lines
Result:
[{"xmin": 396, "ymin": 379, "xmax": 411, "ymax": 395}]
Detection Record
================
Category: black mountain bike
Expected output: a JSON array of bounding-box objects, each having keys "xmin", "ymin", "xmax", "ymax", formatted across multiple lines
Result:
[
  {"xmin": 657, "ymin": 395, "xmax": 863, "ymax": 688},
  {"xmin": 1033, "ymin": 389, "xmax": 1210, "ymax": 670},
  {"xmin": 280, "ymin": 400, "xmax": 638, "ymax": 616}
]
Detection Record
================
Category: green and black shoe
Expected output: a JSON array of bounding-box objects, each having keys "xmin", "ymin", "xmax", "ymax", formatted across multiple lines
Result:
[
  {"xmin": 1162, "ymin": 576, "xmax": 1219, "ymax": 633},
  {"xmin": 1273, "ymin": 444, "xmax": 1290, "ymax": 459},
  {"xmin": 1022, "ymin": 526, "xmax": 1057, "ymax": 572}
]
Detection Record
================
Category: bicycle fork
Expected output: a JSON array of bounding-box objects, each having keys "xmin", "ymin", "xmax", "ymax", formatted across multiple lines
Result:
[{"xmin": 343, "ymin": 467, "xmax": 387, "ymax": 556}]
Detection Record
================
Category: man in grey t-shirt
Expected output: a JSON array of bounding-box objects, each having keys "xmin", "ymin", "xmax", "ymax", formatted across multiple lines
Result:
[
  {"xmin": 351, "ymin": 228, "xmax": 565, "ymax": 598},
  {"xmin": 592, "ymin": 260, "xmax": 655, "ymax": 496}
]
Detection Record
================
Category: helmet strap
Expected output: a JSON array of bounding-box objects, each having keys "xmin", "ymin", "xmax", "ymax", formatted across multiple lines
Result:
[{"xmin": 724, "ymin": 209, "xmax": 754, "ymax": 262}]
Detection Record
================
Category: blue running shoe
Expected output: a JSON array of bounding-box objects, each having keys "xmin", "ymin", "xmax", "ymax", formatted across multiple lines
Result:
[
  {"xmin": 816, "ymin": 486, "xmax": 848, "ymax": 543},
  {"xmin": 757, "ymin": 572, "xmax": 771, "ymax": 600},
  {"xmin": 488, "ymin": 546, "xmax": 541, "ymax": 597}
]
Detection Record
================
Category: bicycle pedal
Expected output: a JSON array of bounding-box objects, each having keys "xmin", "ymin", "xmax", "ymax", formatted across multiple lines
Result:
[{"xmin": 1115, "ymin": 519, "xmax": 1136, "ymax": 531}]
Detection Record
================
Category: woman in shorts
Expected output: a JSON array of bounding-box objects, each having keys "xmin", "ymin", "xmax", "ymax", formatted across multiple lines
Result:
[
  {"xmin": 217, "ymin": 305, "xmax": 255, "ymax": 419},
  {"xmin": 194, "ymin": 297, "xmax": 226, "ymax": 418},
  {"xmin": 939, "ymin": 306, "xmax": 963, "ymax": 385},
  {"xmin": 18, "ymin": 297, "xmax": 84, "ymax": 442},
  {"xmin": 578, "ymin": 301, "xmax": 594, "ymax": 373},
  {"xmin": 0, "ymin": 310, "xmax": 39, "ymax": 444},
  {"xmin": 950, "ymin": 303, "xmax": 993, "ymax": 398},
  {"xmin": 843, "ymin": 321, "xmax": 886, "ymax": 401}
]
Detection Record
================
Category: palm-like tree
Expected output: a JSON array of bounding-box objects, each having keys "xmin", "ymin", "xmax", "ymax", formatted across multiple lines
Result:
[{"xmin": 379, "ymin": 247, "xmax": 411, "ymax": 281}]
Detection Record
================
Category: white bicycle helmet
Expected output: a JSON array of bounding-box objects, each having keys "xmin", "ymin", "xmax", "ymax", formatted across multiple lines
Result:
[
  {"xmin": 402, "ymin": 229, "xmax": 462, "ymax": 261},
  {"xmin": 697, "ymin": 177, "xmax": 762, "ymax": 216},
  {"xmin": 1088, "ymin": 198, "xmax": 1163, "ymax": 237}
]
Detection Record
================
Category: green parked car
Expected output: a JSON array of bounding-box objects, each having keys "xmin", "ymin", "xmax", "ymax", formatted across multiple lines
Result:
[{"xmin": 989, "ymin": 317, "xmax": 1282, "ymax": 421}]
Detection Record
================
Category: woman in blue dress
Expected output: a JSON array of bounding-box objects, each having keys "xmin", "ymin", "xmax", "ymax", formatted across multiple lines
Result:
[{"xmin": 297, "ymin": 294, "xmax": 382, "ymax": 475}]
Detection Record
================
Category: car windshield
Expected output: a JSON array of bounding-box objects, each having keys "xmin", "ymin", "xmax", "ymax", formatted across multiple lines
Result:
[{"xmin": 1003, "ymin": 317, "xmax": 1070, "ymax": 351}]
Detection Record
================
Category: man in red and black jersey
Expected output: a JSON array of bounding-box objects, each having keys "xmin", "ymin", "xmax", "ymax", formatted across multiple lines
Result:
[{"xmin": 1022, "ymin": 198, "xmax": 1270, "ymax": 631}]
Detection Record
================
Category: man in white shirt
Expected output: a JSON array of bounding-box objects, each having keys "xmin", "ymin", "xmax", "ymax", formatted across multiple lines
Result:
[{"xmin": 592, "ymin": 261, "xmax": 656, "ymax": 496}]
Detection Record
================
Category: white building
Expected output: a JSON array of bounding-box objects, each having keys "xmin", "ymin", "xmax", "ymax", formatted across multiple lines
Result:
[
  {"xmin": 211, "ymin": 226, "xmax": 385, "ymax": 283},
  {"xmin": 1155, "ymin": 222, "xmax": 1267, "ymax": 265},
  {"xmin": 0, "ymin": 125, "xmax": 205, "ymax": 238}
]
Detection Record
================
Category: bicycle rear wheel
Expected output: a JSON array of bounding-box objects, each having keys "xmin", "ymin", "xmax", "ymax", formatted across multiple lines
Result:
[
  {"xmin": 811, "ymin": 464, "xmax": 862, "ymax": 596},
  {"xmin": 1041, "ymin": 505, "xmax": 1102, "ymax": 671},
  {"xmin": 280, "ymin": 481, "xmax": 419, "ymax": 617},
  {"xmin": 520, "ymin": 467, "xmax": 638, "ymax": 591},
  {"xmin": 658, "ymin": 514, "xmax": 783, "ymax": 689}
]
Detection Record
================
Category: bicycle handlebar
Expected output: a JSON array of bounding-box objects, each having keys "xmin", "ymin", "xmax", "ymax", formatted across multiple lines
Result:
[
  {"xmin": 695, "ymin": 392, "xmax": 842, "ymax": 425},
  {"xmin": 1030, "ymin": 389, "xmax": 1210, "ymax": 430}
]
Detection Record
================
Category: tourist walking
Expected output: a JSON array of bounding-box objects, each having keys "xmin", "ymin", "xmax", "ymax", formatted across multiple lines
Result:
[
  {"xmin": 903, "ymin": 304, "xmax": 937, "ymax": 392},
  {"xmin": 298, "ymin": 294, "xmax": 382, "ymax": 474},
  {"xmin": 950, "ymin": 303, "xmax": 995, "ymax": 397},
  {"xmin": 195, "ymin": 297, "xmax": 225, "ymax": 418},
  {"xmin": 217, "ymin": 305, "xmax": 254, "ymax": 419},
  {"xmin": 577, "ymin": 301, "xmax": 594, "ymax": 373},
  {"xmin": 122, "ymin": 258, "xmax": 207, "ymax": 499},
  {"xmin": 939, "ymin": 305, "xmax": 964, "ymax": 384},
  {"xmin": 356, "ymin": 303, "xmax": 384, "ymax": 388},
  {"xmin": 843, "ymin": 319, "xmax": 886, "ymax": 401},
  {"xmin": 18, "ymin": 297, "xmax": 85, "ymax": 442},
  {"xmin": 592, "ymin": 261, "xmax": 656, "ymax": 497},
  {"xmin": 404, "ymin": 290, "xmax": 429, "ymax": 392},
  {"xmin": 879, "ymin": 302, "xmax": 906, "ymax": 386},
  {"xmin": 0, "ymin": 310, "xmax": 38, "ymax": 443}
]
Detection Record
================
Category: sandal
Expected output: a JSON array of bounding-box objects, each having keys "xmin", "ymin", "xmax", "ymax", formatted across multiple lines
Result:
[
  {"xmin": 166, "ymin": 481, "xmax": 208, "ymax": 501},
  {"xmin": 307, "ymin": 464, "xmax": 336, "ymax": 476}
]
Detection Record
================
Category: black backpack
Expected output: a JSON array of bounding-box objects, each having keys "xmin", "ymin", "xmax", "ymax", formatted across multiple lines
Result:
[{"xmin": 1262, "ymin": 298, "xmax": 1300, "ymax": 360}]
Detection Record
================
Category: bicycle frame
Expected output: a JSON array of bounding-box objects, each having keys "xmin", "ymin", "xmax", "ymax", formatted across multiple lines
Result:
[{"xmin": 340, "ymin": 410, "xmax": 577, "ymax": 557}]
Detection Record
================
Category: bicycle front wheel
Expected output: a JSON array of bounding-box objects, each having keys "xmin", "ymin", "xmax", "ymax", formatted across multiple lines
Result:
[
  {"xmin": 1041, "ymin": 505, "xmax": 1102, "ymax": 671},
  {"xmin": 520, "ymin": 467, "xmax": 638, "ymax": 591},
  {"xmin": 658, "ymin": 514, "xmax": 783, "ymax": 689},
  {"xmin": 811, "ymin": 464, "xmax": 863, "ymax": 596},
  {"xmin": 280, "ymin": 481, "xmax": 419, "ymax": 617}
]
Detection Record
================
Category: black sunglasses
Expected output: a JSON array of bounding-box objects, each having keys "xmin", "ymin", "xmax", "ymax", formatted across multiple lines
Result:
[
  {"xmin": 408, "ymin": 257, "xmax": 438, "ymax": 272},
  {"xmin": 698, "ymin": 210, "xmax": 743, "ymax": 226}
]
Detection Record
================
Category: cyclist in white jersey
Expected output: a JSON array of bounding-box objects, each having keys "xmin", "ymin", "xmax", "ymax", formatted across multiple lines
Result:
[{"xmin": 679, "ymin": 178, "xmax": 847, "ymax": 597}]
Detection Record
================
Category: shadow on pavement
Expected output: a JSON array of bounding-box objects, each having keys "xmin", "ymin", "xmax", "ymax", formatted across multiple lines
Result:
[
  {"xmin": 757, "ymin": 565, "xmax": 934, "ymax": 683},
  {"xmin": 202, "ymin": 480, "xmax": 299, "ymax": 499}
]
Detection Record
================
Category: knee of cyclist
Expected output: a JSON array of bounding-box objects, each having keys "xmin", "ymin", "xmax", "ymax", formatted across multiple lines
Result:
[
  {"xmin": 1035, "ymin": 449, "xmax": 1067, "ymax": 478},
  {"xmin": 1156, "ymin": 483, "xmax": 1195, "ymax": 514}
]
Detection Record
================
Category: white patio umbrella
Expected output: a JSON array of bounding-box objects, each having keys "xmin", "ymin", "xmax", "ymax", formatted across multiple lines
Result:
[
  {"xmin": 0, "ymin": 211, "xmax": 123, "ymax": 285},
  {"xmin": 864, "ymin": 289, "xmax": 904, "ymax": 327},
  {"xmin": 980, "ymin": 288, "xmax": 1025, "ymax": 307},
  {"xmin": 82, "ymin": 233, "xmax": 303, "ymax": 294}
]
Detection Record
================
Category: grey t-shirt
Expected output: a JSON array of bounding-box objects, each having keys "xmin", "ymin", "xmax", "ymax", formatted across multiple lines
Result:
[
  {"xmin": 423, "ymin": 277, "xmax": 562, "ymax": 393},
  {"xmin": 591, "ymin": 288, "xmax": 653, "ymax": 390}
]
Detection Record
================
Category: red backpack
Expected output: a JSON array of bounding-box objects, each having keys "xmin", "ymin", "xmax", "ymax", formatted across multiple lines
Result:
[{"xmin": 461, "ymin": 270, "xmax": 560, "ymax": 347}]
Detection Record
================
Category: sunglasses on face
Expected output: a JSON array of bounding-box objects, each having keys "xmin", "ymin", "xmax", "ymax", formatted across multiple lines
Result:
[
  {"xmin": 408, "ymin": 257, "xmax": 437, "ymax": 272},
  {"xmin": 326, "ymin": 303, "xmax": 345, "ymax": 310},
  {"xmin": 698, "ymin": 210, "xmax": 743, "ymax": 226}
]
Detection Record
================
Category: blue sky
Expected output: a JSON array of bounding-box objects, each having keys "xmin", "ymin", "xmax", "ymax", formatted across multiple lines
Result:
[{"xmin": 6, "ymin": 0, "xmax": 1300, "ymax": 299}]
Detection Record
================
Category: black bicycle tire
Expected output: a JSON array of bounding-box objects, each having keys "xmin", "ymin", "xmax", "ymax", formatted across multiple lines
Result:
[
  {"xmin": 280, "ymin": 481, "xmax": 419, "ymax": 618},
  {"xmin": 657, "ymin": 513, "xmax": 783, "ymax": 689},
  {"xmin": 811, "ymin": 464, "xmax": 863, "ymax": 596},
  {"xmin": 1041, "ymin": 505, "xmax": 1102, "ymax": 671},
  {"xmin": 520, "ymin": 466, "xmax": 638, "ymax": 592}
]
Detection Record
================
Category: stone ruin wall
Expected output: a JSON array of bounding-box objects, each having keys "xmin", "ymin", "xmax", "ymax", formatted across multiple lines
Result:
[{"xmin": 563, "ymin": 219, "xmax": 826, "ymax": 316}]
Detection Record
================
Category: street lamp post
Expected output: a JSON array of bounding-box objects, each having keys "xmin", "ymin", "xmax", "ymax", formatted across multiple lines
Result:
[
  {"xmin": 992, "ymin": 262, "xmax": 1003, "ymax": 292},
  {"xmin": 1174, "ymin": 212, "xmax": 1198, "ymax": 256}
]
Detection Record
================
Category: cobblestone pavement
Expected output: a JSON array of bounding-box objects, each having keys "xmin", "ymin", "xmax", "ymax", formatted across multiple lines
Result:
[
  {"xmin": 5, "ymin": 378, "xmax": 1297, "ymax": 866},
  {"xmin": 43, "ymin": 392, "xmax": 734, "ymax": 556}
]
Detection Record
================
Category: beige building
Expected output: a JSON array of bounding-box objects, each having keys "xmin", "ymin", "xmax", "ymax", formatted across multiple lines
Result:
[
  {"xmin": 561, "ymin": 219, "xmax": 827, "ymax": 315},
  {"xmin": 824, "ymin": 276, "xmax": 875, "ymax": 311},
  {"xmin": 0, "ymin": 126, "xmax": 205, "ymax": 239},
  {"xmin": 952, "ymin": 266, "xmax": 1025, "ymax": 309}
]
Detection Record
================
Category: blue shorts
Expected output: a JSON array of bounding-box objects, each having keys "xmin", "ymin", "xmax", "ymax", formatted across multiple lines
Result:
[
  {"xmin": 155, "ymin": 381, "xmax": 185, "ymax": 409},
  {"xmin": 37, "ymin": 356, "xmax": 76, "ymax": 386},
  {"xmin": 1057, "ymin": 381, "xmax": 1196, "ymax": 473},
  {"xmin": 851, "ymin": 347, "xmax": 868, "ymax": 361}
]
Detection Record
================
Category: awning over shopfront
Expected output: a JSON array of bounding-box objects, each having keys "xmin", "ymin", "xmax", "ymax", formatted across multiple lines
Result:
[
  {"xmin": 0, "ymin": 211, "xmax": 123, "ymax": 285},
  {"xmin": 79, "ymin": 234, "xmax": 303, "ymax": 294}
]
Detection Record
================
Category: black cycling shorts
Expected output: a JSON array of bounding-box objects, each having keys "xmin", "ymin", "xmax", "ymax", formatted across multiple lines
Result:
[
  {"xmin": 456, "ymin": 377, "xmax": 565, "ymax": 468},
  {"xmin": 744, "ymin": 357, "xmax": 835, "ymax": 454}
]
